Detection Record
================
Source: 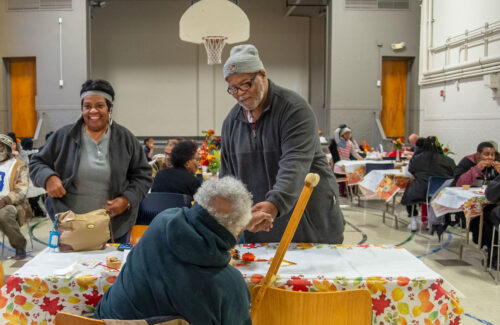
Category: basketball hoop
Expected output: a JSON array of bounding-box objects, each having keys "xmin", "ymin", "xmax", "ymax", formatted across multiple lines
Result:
[
  {"xmin": 203, "ymin": 36, "xmax": 228, "ymax": 65},
  {"xmin": 179, "ymin": 0, "xmax": 250, "ymax": 65}
]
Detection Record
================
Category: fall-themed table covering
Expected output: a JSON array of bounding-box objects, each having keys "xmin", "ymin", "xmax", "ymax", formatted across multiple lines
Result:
[
  {"xmin": 0, "ymin": 246, "xmax": 126, "ymax": 324},
  {"xmin": 358, "ymin": 169, "xmax": 413, "ymax": 202},
  {"xmin": 234, "ymin": 243, "xmax": 463, "ymax": 325},
  {"xmin": 334, "ymin": 160, "xmax": 397, "ymax": 185},
  {"xmin": 431, "ymin": 187, "xmax": 487, "ymax": 220}
]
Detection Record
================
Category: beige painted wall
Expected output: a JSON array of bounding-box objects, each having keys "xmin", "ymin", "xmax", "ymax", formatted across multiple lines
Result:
[
  {"xmin": 0, "ymin": 0, "xmax": 88, "ymax": 136},
  {"xmin": 90, "ymin": 0, "xmax": 310, "ymax": 137}
]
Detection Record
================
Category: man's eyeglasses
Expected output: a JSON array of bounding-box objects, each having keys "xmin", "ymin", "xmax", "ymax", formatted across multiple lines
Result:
[{"xmin": 227, "ymin": 74, "xmax": 258, "ymax": 95}]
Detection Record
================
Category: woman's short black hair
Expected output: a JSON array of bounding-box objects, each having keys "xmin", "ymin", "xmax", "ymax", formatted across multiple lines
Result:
[
  {"xmin": 143, "ymin": 137, "xmax": 153, "ymax": 145},
  {"xmin": 171, "ymin": 141, "xmax": 198, "ymax": 168},
  {"xmin": 80, "ymin": 79, "xmax": 115, "ymax": 111},
  {"xmin": 477, "ymin": 141, "xmax": 494, "ymax": 153},
  {"xmin": 422, "ymin": 136, "xmax": 443, "ymax": 154}
]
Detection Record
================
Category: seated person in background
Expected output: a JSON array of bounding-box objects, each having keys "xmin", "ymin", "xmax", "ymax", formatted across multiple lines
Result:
[
  {"xmin": 401, "ymin": 136, "xmax": 456, "ymax": 231},
  {"xmin": 164, "ymin": 138, "xmax": 179, "ymax": 168},
  {"xmin": 413, "ymin": 137, "xmax": 425, "ymax": 156},
  {"xmin": 453, "ymin": 141, "xmax": 500, "ymax": 187},
  {"xmin": 331, "ymin": 125, "xmax": 362, "ymax": 162},
  {"xmin": 95, "ymin": 177, "xmax": 253, "ymax": 324},
  {"xmin": 7, "ymin": 132, "xmax": 29, "ymax": 164},
  {"xmin": 143, "ymin": 137, "xmax": 154, "ymax": 162},
  {"xmin": 151, "ymin": 140, "xmax": 202, "ymax": 197},
  {"xmin": 0, "ymin": 134, "xmax": 32, "ymax": 259},
  {"xmin": 150, "ymin": 139, "xmax": 179, "ymax": 178},
  {"xmin": 483, "ymin": 174, "xmax": 500, "ymax": 268},
  {"xmin": 408, "ymin": 133, "xmax": 419, "ymax": 152}
]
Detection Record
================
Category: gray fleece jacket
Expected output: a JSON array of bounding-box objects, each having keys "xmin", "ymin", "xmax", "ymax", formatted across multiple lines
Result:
[
  {"xmin": 220, "ymin": 79, "xmax": 345, "ymax": 244},
  {"xmin": 29, "ymin": 118, "xmax": 152, "ymax": 239}
]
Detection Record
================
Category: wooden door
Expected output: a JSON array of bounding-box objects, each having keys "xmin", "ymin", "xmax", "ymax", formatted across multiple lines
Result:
[
  {"xmin": 381, "ymin": 60, "xmax": 406, "ymax": 138},
  {"xmin": 10, "ymin": 59, "xmax": 37, "ymax": 138}
]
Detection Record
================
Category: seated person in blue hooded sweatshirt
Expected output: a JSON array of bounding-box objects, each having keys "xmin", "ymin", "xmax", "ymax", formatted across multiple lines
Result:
[{"xmin": 94, "ymin": 176, "xmax": 264, "ymax": 324}]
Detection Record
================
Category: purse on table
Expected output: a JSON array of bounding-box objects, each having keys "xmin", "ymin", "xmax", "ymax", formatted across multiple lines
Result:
[{"xmin": 56, "ymin": 209, "xmax": 112, "ymax": 252}]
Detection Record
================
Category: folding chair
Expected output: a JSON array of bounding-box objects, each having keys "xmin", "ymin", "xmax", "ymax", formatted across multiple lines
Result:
[
  {"xmin": 425, "ymin": 177, "xmax": 454, "ymax": 237},
  {"xmin": 130, "ymin": 225, "xmax": 148, "ymax": 246},
  {"xmin": 250, "ymin": 173, "xmax": 373, "ymax": 325},
  {"xmin": 0, "ymin": 260, "xmax": 4, "ymax": 287},
  {"xmin": 55, "ymin": 312, "xmax": 105, "ymax": 325},
  {"xmin": 136, "ymin": 192, "xmax": 193, "ymax": 225},
  {"xmin": 490, "ymin": 225, "xmax": 499, "ymax": 282}
]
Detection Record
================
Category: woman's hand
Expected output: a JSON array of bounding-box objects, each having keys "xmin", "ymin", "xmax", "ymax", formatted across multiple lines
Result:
[
  {"xmin": 103, "ymin": 196, "xmax": 129, "ymax": 218},
  {"xmin": 45, "ymin": 175, "xmax": 67, "ymax": 198}
]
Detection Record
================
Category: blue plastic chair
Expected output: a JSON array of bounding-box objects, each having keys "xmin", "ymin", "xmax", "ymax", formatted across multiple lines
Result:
[
  {"xmin": 365, "ymin": 163, "xmax": 394, "ymax": 175},
  {"xmin": 136, "ymin": 192, "xmax": 193, "ymax": 225},
  {"xmin": 427, "ymin": 176, "xmax": 453, "ymax": 199}
]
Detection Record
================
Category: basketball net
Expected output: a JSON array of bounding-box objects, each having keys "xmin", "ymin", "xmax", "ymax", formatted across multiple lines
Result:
[{"xmin": 202, "ymin": 36, "xmax": 227, "ymax": 65}]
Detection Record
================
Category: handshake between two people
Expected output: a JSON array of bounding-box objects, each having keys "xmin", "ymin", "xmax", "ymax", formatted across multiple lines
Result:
[{"xmin": 245, "ymin": 201, "xmax": 278, "ymax": 233}]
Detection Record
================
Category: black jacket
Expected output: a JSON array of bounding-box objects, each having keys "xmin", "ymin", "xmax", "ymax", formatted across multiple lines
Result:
[
  {"xmin": 151, "ymin": 167, "xmax": 202, "ymax": 197},
  {"xmin": 95, "ymin": 204, "xmax": 252, "ymax": 324},
  {"xmin": 401, "ymin": 151, "xmax": 456, "ymax": 205},
  {"xmin": 29, "ymin": 118, "xmax": 152, "ymax": 238},
  {"xmin": 485, "ymin": 174, "xmax": 500, "ymax": 226}
]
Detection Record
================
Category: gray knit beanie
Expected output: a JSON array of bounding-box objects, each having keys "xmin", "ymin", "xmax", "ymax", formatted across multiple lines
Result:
[{"xmin": 223, "ymin": 44, "xmax": 265, "ymax": 79}]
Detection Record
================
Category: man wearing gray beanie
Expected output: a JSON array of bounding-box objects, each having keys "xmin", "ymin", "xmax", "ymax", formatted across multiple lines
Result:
[{"xmin": 220, "ymin": 44, "xmax": 345, "ymax": 244}]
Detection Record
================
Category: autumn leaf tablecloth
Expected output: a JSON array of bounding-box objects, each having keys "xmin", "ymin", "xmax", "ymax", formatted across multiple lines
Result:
[
  {"xmin": 234, "ymin": 244, "xmax": 464, "ymax": 325},
  {"xmin": 0, "ymin": 247, "xmax": 125, "ymax": 324}
]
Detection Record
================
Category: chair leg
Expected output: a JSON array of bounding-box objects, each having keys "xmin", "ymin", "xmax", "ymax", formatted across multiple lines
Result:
[
  {"xmin": 490, "ymin": 226, "xmax": 495, "ymax": 270},
  {"xmin": 382, "ymin": 211, "xmax": 386, "ymax": 224},
  {"xmin": 26, "ymin": 219, "xmax": 34, "ymax": 253}
]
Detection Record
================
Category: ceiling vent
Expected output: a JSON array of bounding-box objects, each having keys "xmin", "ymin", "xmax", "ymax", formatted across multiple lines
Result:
[{"xmin": 7, "ymin": 0, "xmax": 72, "ymax": 11}]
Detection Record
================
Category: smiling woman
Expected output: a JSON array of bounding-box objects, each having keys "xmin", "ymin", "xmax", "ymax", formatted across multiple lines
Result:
[{"xmin": 29, "ymin": 79, "xmax": 153, "ymax": 243}]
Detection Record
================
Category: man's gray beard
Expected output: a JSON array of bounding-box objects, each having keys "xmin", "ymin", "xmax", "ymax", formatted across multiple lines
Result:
[{"xmin": 0, "ymin": 152, "xmax": 8, "ymax": 161}]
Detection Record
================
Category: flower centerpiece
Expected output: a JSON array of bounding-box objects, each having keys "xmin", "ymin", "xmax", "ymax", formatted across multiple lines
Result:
[
  {"xmin": 392, "ymin": 138, "xmax": 404, "ymax": 151},
  {"xmin": 200, "ymin": 129, "xmax": 221, "ymax": 175},
  {"xmin": 435, "ymin": 138, "xmax": 453, "ymax": 156},
  {"xmin": 392, "ymin": 138, "xmax": 404, "ymax": 161}
]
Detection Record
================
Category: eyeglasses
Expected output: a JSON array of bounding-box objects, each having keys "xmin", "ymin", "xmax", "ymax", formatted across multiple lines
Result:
[{"xmin": 227, "ymin": 74, "xmax": 258, "ymax": 95}]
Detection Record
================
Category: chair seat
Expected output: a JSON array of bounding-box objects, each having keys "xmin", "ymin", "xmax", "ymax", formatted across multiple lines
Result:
[{"xmin": 251, "ymin": 286, "xmax": 372, "ymax": 325}]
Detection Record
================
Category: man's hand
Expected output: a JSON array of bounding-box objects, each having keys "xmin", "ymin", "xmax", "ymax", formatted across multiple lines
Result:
[
  {"xmin": 252, "ymin": 201, "xmax": 278, "ymax": 218},
  {"xmin": 0, "ymin": 196, "xmax": 12, "ymax": 209},
  {"xmin": 493, "ymin": 161, "xmax": 500, "ymax": 174},
  {"xmin": 103, "ymin": 197, "xmax": 129, "ymax": 218},
  {"xmin": 477, "ymin": 160, "xmax": 492, "ymax": 171},
  {"xmin": 246, "ymin": 210, "xmax": 274, "ymax": 232},
  {"xmin": 45, "ymin": 175, "xmax": 67, "ymax": 198}
]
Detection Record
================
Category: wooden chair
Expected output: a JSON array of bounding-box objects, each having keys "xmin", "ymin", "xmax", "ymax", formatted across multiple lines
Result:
[
  {"xmin": 0, "ymin": 260, "xmax": 4, "ymax": 287},
  {"xmin": 250, "ymin": 174, "xmax": 372, "ymax": 325},
  {"xmin": 129, "ymin": 225, "xmax": 148, "ymax": 246},
  {"xmin": 55, "ymin": 312, "xmax": 105, "ymax": 325},
  {"xmin": 251, "ymin": 287, "xmax": 372, "ymax": 325}
]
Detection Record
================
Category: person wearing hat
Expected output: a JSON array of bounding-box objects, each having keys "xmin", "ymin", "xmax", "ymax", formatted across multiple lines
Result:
[
  {"xmin": 29, "ymin": 79, "xmax": 152, "ymax": 243},
  {"xmin": 0, "ymin": 134, "xmax": 32, "ymax": 259},
  {"xmin": 220, "ymin": 44, "xmax": 345, "ymax": 244}
]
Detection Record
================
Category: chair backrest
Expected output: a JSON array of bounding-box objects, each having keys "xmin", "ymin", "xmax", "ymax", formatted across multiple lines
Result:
[
  {"xmin": 136, "ymin": 192, "xmax": 193, "ymax": 225},
  {"xmin": 55, "ymin": 312, "xmax": 106, "ymax": 325},
  {"xmin": 0, "ymin": 260, "xmax": 4, "ymax": 287},
  {"xmin": 427, "ymin": 176, "xmax": 454, "ymax": 198},
  {"xmin": 382, "ymin": 156, "xmax": 396, "ymax": 160},
  {"xmin": 251, "ymin": 287, "xmax": 372, "ymax": 325},
  {"xmin": 365, "ymin": 163, "xmax": 394, "ymax": 174},
  {"xmin": 130, "ymin": 225, "xmax": 148, "ymax": 246}
]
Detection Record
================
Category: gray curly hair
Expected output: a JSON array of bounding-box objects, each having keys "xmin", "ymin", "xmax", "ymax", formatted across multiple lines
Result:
[{"xmin": 194, "ymin": 176, "xmax": 253, "ymax": 238}]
